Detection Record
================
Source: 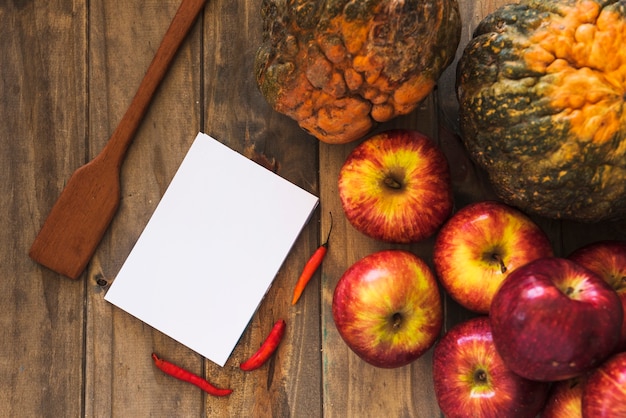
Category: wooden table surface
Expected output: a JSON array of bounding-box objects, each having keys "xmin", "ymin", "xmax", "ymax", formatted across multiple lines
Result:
[{"xmin": 3, "ymin": 1, "xmax": 625, "ymax": 416}]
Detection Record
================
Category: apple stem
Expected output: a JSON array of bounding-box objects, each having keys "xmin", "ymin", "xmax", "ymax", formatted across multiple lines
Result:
[
  {"xmin": 491, "ymin": 254, "xmax": 507, "ymax": 274},
  {"xmin": 392, "ymin": 313, "xmax": 402, "ymax": 330},
  {"xmin": 474, "ymin": 369, "xmax": 488, "ymax": 384},
  {"xmin": 383, "ymin": 176, "xmax": 402, "ymax": 190},
  {"xmin": 568, "ymin": 378, "xmax": 581, "ymax": 390}
]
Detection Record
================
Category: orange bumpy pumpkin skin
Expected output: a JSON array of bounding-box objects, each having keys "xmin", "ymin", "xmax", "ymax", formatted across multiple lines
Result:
[
  {"xmin": 457, "ymin": 0, "xmax": 626, "ymax": 222},
  {"xmin": 255, "ymin": 0, "xmax": 461, "ymax": 144}
]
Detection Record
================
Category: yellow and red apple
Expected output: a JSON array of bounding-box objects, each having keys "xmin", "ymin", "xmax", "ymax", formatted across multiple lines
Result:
[
  {"xmin": 433, "ymin": 316, "xmax": 549, "ymax": 418},
  {"xmin": 582, "ymin": 351, "xmax": 626, "ymax": 417},
  {"xmin": 433, "ymin": 200, "xmax": 553, "ymax": 313},
  {"xmin": 332, "ymin": 250, "xmax": 442, "ymax": 368},
  {"xmin": 541, "ymin": 375, "xmax": 586, "ymax": 418},
  {"xmin": 338, "ymin": 129, "xmax": 453, "ymax": 243}
]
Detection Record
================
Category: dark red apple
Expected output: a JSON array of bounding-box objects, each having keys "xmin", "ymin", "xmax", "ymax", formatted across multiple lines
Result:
[
  {"xmin": 582, "ymin": 351, "xmax": 626, "ymax": 417},
  {"xmin": 490, "ymin": 257, "xmax": 623, "ymax": 382},
  {"xmin": 338, "ymin": 129, "xmax": 453, "ymax": 243},
  {"xmin": 433, "ymin": 317, "xmax": 549, "ymax": 418},
  {"xmin": 433, "ymin": 200, "xmax": 553, "ymax": 313},
  {"xmin": 541, "ymin": 375, "xmax": 586, "ymax": 418},
  {"xmin": 568, "ymin": 240, "xmax": 626, "ymax": 351},
  {"xmin": 332, "ymin": 250, "xmax": 442, "ymax": 368}
]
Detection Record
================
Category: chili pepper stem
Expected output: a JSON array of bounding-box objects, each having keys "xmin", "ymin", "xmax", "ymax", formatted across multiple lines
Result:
[{"xmin": 321, "ymin": 212, "xmax": 333, "ymax": 248}]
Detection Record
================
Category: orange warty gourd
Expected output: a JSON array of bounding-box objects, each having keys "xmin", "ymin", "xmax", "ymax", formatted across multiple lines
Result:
[
  {"xmin": 457, "ymin": 0, "xmax": 626, "ymax": 222},
  {"xmin": 255, "ymin": 0, "xmax": 461, "ymax": 144}
]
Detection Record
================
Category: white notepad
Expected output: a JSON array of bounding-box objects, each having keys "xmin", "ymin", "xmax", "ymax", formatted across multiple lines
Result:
[{"xmin": 104, "ymin": 132, "xmax": 319, "ymax": 366}]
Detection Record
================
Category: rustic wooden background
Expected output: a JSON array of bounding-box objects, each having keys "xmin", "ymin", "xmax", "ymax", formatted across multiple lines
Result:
[{"xmin": 2, "ymin": 0, "xmax": 625, "ymax": 416}]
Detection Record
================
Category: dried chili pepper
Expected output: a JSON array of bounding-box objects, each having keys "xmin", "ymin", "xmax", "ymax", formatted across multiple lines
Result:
[
  {"xmin": 240, "ymin": 319, "xmax": 286, "ymax": 371},
  {"xmin": 151, "ymin": 353, "xmax": 232, "ymax": 397},
  {"xmin": 291, "ymin": 213, "xmax": 333, "ymax": 305}
]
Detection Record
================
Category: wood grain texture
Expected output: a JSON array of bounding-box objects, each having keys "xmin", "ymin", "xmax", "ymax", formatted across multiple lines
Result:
[
  {"xmin": 2, "ymin": 0, "xmax": 626, "ymax": 417},
  {"xmin": 201, "ymin": 1, "xmax": 321, "ymax": 416},
  {"xmin": 28, "ymin": 0, "xmax": 208, "ymax": 280},
  {"xmin": 0, "ymin": 1, "xmax": 87, "ymax": 416},
  {"xmin": 84, "ymin": 1, "xmax": 205, "ymax": 416}
]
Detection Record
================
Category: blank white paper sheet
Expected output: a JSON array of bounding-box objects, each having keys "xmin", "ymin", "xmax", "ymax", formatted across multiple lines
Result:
[{"xmin": 104, "ymin": 132, "xmax": 319, "ymax": 366}]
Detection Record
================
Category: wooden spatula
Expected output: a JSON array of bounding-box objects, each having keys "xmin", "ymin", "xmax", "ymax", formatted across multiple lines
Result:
[{"xmin": 29, "ymin": 0, "xmax": 208, "ymax": 279}]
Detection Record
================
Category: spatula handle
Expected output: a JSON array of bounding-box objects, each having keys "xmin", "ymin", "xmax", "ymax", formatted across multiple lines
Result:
[{"xmin": 103, "ymin": 0, "xmax": 208, "ymax": 166}]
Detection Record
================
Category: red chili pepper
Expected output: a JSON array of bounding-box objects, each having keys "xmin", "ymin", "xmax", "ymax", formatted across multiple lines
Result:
[
  {"xmin": 291, "ymin": 213, "xmax": 333, "ymax": 305},
  {"xmin": 151, "ymin": 353, "xmax": 232, "ymax": 397},
  {"xmin": 240, "ymin": 319, "xmax": 286, "ymax": 371}
]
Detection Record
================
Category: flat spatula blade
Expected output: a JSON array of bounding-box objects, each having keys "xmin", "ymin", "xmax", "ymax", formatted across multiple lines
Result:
[{"xmin": 29, "ymin": 157, "xmax": 120, "ymax": 279}]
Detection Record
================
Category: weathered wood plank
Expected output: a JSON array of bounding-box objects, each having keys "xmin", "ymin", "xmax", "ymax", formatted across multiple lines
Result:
[
  {"xmin": 84, "ymin": 1, "xmax": 205, "ymax": 416},
  {"xmin": 201, "ymin": 1, "xmax": 322, "ymax": 416},
  {"xmin": 0, "ymin": 1, "xmax": 87, "ymax": 417},
  {"xmin": 318, "ymin": 97, "xmax": 446, "ymax": 417},
  {"xmin": 3, "ymin": 0, "xmax": 626, "ymax": 416}
]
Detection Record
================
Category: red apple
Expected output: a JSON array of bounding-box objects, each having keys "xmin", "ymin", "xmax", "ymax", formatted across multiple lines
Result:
[
  {"xmin": 582, "ymin": 351, "xmax": 626, "ymax": 417},
  {"xmin": 490, "ymin": 257, "xmax": 623, "ymax": 382},
  {"xmin": 433, "ymin": 200, "xmax": 553, "ymax": 313},
  {"xmin": 433, "ymin": 316, "xmax": 549, "ymax": 418},
  {"xmin": 332, "ymin": 250, "xmax": 442, "ymax": 368},
  {"xmin": 338, "ymin": 129, "xmax": 452, "ymax": 243},
  {"xmin": 568, "ymin": 240, "xmax": 626, "ymax": 351},
  {"xmin": 541, "ymin": 375, "xmax": 586, "ymax": 418}
]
